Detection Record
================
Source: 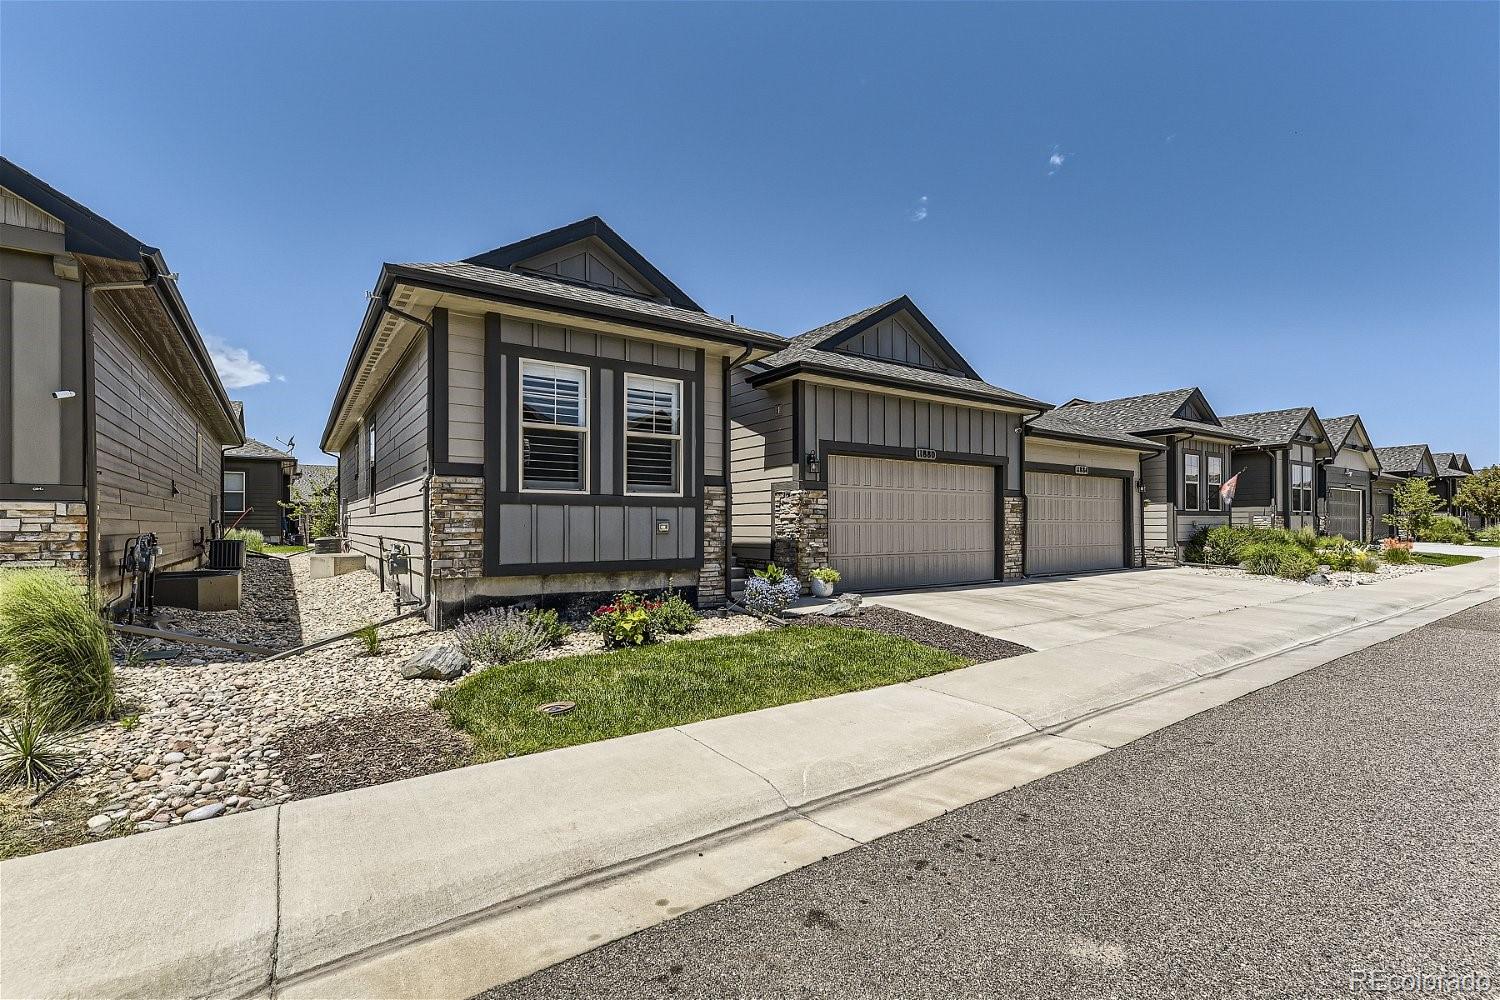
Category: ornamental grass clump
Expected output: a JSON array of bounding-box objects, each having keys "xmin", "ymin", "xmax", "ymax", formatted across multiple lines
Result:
[
  {"xmin": 455, "ymin": 606, "xmax": 556, "ymax": 664},
  {"xmin": 0, "ymin": 569, "xmax": 114, "ymax": 727},
  {"xmin": 0, "ymin": 712, "xmax": 77, "ymax": 789},
  {"xmin": 1381, "ymin": 538, "xmax": 1415, "ymax": 565},
  {"xmin": 223, "ymin": 527, "xmax": 266, "ymax": 554}
]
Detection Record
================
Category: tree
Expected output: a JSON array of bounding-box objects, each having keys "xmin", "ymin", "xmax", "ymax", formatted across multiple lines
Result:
[
  {"xmin": 280, "ymin": 477, "xmax": 340, "ymax": 541},
  {"xmin": 1384, "ymin": 477, "xmax": 1442, "ymax": 539},
  {"xmin": 1454, "ymin": 465, "xmax": 1500, "ymax": 523}
]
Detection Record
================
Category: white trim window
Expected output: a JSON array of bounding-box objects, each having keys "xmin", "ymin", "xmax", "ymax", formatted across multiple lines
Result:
[
  {"xmin": 1206, "ymin": 455, "xmax": 1224, "ymax": 511},
  {"xmin": 222, "ymin": 470, "xmax": 246, "ymax": 514},
  {"xmin": 624, "ymin": 374, "xmax": 683, "ymax": 495},
  {"xmin": 1291, "ymin": 461, "xmax": 1314, "ymax": 514},
  {"xmin": 520, "ymin": 361, "xmax": 588, "ymax": 492},
  {"xmin": 1183, "ymin": 452, "xmax": 1201, "ymax": 510}
]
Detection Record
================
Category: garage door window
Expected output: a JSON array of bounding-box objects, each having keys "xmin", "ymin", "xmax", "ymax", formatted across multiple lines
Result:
[{"xmin": 624, "ymin": 374, "xmax": 681, "ymax": 496}]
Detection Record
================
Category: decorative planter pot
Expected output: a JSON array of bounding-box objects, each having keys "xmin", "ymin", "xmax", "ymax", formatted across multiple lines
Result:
[{"xmin": 811, "ymin": 578, "xmax": 835, "ymax": 598}]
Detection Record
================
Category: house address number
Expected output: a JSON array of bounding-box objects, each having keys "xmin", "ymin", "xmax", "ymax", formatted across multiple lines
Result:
[
  {"xmin": 1074, "ymin": 464, "xmax": 1089, "ymax": 474},
  {"xmin": 915, "ymin": 448, "xmax": 938, "ymax": 460}
]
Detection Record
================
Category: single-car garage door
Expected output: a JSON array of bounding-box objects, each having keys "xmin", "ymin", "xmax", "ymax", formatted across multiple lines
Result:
[
  {"xmin": 1326, "ymin": 487, "xmax": 1364, "ymax": 541},
  {"xmin": 1025, "ymin": 471, "xmax": 1125, "ymax": 576},
  {"xmin": 828, "ymin": 455, "xmax": 994, "ymax": 591}
]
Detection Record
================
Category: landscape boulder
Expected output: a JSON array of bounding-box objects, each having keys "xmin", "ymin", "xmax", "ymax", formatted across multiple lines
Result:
[
  {"xmin": 400, "ymin": 645, "xmax": 472, "ymax": 681},
  {"xmin": 812, "ymin": 593, "xmax": 864, "ymax": 617}
]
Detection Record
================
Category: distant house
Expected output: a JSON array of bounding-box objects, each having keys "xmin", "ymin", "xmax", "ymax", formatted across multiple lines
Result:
[
  {"xmin": 0, "ymin": 157, "xmax": 242, "ymax": 602},
  {"xmin": 222, "ymin": 403, "xmax": 297, "ymax": 541},
  {"xmin": 289, "ymin": 462, "xmax": 337, "ymax": 541},
  {"xmin": 1044, "ymin": 389, "xmax": 1257, "ymax": 564},
  {"xmin": 1219, "ymin": 407, "xmax": 1334, "ymax": 536},
  {"xmin": 1430, "ymin": 452, "xmax": 1479, "ymax": 528},
  {"xmin": 1373, "ymin": 445, "xmax": 1439, "ymax": 539},
  {"xmin": 1318, "ymin": 415, "xmax": 1383, "ymax": 542}
]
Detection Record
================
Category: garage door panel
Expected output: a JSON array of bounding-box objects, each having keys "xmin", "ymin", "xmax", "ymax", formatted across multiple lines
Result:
[
  {"xmin": 1025, "ymin": 471, "xmax": 1125, "ymax": 576},
  {"xmin": 828, "ymin": 455, "xmax": 995, "ymax": 591},
  {"xmin": 1326, "ymin": 488, "xmax": 1363, "ymax": 541}
]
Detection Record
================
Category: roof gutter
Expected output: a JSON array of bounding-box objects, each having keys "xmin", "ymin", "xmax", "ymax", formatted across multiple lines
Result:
[
  {"xmin": 745, "ymin": 360, "xmax": 1052, "ymax": 413},
  {"xmin": 1023, "ymin": 426, "xmax": 1166, "ymax": 454}
]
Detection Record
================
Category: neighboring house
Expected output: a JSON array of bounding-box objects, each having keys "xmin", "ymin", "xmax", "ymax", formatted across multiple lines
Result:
[
  {"xmin": 1371, "ymin": 471, "xmax": 1404, "ymax": 539},
  {"xmin": 1374, "ymin": 444, "xmax": 1439, "ymax": 539},
  {"xmin": 730, "ymin": 297, "xmax": 1050, "ymax": 591},
  {"xmin": 1043, "ymin": 389, "xmax": 1256, "ymax": 564},
  {"xmin": 321, "ymin": 216, "xmax": 785, "ymax": 626},
  {"xmin": 1021, "ymin": 409, "xmax": 1164, "ymax": 576},
  {"xmin": 222, "ymin": 404, "xmax": 297, "ymax": 542},
  {"xmin": 0, "ymin": 158, "xmax": 242, "ymax": 602},
  {"xmin": 289, "ymin": 463, "xmax": 338, "ymax": 541},
  {"xmin": 1219, "ymin": 407, "xmax": 1334, "ymax": 535},
  {"xmin": 1430, "ymin": 452, "xmax": 1478, "ymax": 527},
  {"xmin": 1317, "ymin": 415, "xmax": 1383, "ymax": 542}
]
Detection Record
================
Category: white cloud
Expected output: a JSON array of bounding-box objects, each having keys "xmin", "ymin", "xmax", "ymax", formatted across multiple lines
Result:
[
  {"xmin": 206, "ymin": 336, "xmax": 270, "ymax": 389},
  {"xmin": 275, "ymin": 374, "xmax": 287, "ymax": 383},
  {"xmin": 1047, "ymin": 146, "xmax": 1069, "ymax": 176},
  {"xmin": 1165, "ymin": 133, "xmax": 1177, "ymax": 144},
  {"xmin": 909, "ymin": 195, "xmax": 929, "ymax": 222}
]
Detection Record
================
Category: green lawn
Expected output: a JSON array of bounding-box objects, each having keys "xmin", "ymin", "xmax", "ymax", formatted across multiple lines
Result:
[
  {"xmin": 437, "ymin": 624, "xmax": 968, "ymax": 761},
  {"xmin": 265, "ymin": 544, "xmax": 309, "ymax": 556},
  {"xmin": 1412, "ymin": 552, "xmax": 1483, "ymax": 567}
]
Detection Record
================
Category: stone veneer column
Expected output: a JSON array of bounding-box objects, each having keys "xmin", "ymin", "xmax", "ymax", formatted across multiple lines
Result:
[
  {"xmin": 428, "ymin": 476, "xmax": 484, "ymax": 580},
  {"xmin": 771, "ymin": 488, "xmax": 828, "ymax": 592},
  {"xmin": 697, "ymin": 485, "xmax": 728, "ymax": 608},
  {"xmin": 0, "ymin": 502, "xmax": 88, "ymax": 572},
  {"xmin": 1003, "ymin": 495, "xmax": 1025, "ymax": 579}
]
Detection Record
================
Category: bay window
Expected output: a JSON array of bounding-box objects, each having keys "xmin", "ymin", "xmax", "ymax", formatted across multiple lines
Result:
[
  {"xmin": 1183, "ymin": 452, "xmax": 1201, "ymax": 510},
  {"xmin": 624, "ymin": 374, "xmax": 682, "ymax": 495},
  {"xmin": 1207, "ymin": 455, "xmax": 1224, "ymax": 511},
  {"xmin": 520, "ymin": 361, "xmax": 588, "ymax": 492}
]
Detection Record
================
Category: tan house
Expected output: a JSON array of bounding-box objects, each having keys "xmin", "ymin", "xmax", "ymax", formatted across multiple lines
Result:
[
  {"xmin": 322, "ymin": 217, "xmax": 785, "ymax": 626},
  {"xmin": 0, "ymin": 158, "xmax": 242, "ymax": 602}
]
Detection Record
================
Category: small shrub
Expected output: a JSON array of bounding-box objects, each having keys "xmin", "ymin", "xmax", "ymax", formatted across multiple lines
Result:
[
  {"xmin": 524, "ymin": 608, "xmax": 571, "ymax": 647},
  {"xmin": 591, "ymin": 592, "xmax": 656, "ymax": 649},
  {"xmin": 0, "ymin": 713, "xmax": 77, "ymax": 789},
  {"xmin": 455, "ymin": 606, "xmax": 555, "ymax": 663},
  {"xmin": 648, "ymin": 591, "xmax": 700, "ymax": 636},
  {"xmin": 743, "ymin": 574, "xmax": 801, "ymax": 616},
  {"xmin": 1418, "ymin": 515, "xmax": 1470, "ymax": 544},
  {"xmin": 1474, "ymin": 526, "xmax": 1500, "ymax": 545},
  {"xmin": 1321, "ymin": 548, "xmax": 1359, "ymax": 572},
  {"xmin": 1201, "ymin": 526, "xmax": 1254, "ymax": 566},
  {"xmin": 117, "ymin": 714, "xmax": 140, "ymax": 731},
  {"xmin": 1382, "ymin": 539, "xmax": 1415, "ymax": 565},
  {"xmin": 224, "ymin": 528, "xmax": 266, "ymax": 554},
  {"xmin": 1351, "ymin": 551, "xmax": 1380, "ymax": 573},
  {"xmin": 355, "ymin": 622, "xmax": 381, "ymax": 656},
  {"xmin": 0, "ymin": 569, "xmax": 114, "ymax": 727},
  {"xmin": 754, "ymin": 564, "xmax": 788, "ymax": 585},
  {"xmin": 1275, "ymin": 548, "xmax": 1319, "ymax": 580},
  {"xmin": 810, "ymin": 567, "xmax": 842, "ymax": 585},
  {"xmin": 1239, "ymin": 542, "xmax": 1286, "ymax": 576}
]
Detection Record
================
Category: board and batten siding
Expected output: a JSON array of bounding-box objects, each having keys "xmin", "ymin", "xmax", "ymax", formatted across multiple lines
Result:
[
  {"xmin": 837, "ymin": 313, "xmax": 957, "ymax": 374},
  {"xmin": 728, "ymin": 366, "xmax": 794, "ymax": 545},
  {"xmin": 92, "ymin": 298, "xmax": 222, "ymax": 597},
  {"xmin": 343, "ymin": 337, "xmax": 429, "ymax": 599},
  {"xmin": 797, "ymin": 381, "xmax": 1024, "ymax": 492}
]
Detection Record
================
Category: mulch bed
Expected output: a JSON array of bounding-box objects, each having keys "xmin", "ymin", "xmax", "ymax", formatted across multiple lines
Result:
[
  {"xmin": 811, "ymin": 605, "xmax": 1032, "ymax": 663},
  {"xmin": 271, "ymin": 708, "xmax": 472, "ymax": 800}
]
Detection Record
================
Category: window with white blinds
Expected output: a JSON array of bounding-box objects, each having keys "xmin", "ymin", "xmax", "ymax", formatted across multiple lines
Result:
[
  {"xmin": 521, "ymin": 361, "xmax": 588, "ymax": 492},
  {"xmin": 624, "ymin": 374, "xmax": 682, "ymax": 495}
]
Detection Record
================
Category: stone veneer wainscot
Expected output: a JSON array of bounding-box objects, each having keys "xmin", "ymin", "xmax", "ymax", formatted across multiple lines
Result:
[{"xmin": 0, "ymin": 502, "xmax": 88, "ymax": 570}]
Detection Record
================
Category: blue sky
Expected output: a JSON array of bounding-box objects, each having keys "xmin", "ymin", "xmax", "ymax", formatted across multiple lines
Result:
[{"xmin": 4, "ymin": 2, "xmax": 1496, "ymax": 464}]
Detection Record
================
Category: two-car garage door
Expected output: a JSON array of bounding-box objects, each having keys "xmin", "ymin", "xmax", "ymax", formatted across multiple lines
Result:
[
  {"xmin": 828, "ymin": 455, "xmax": 994, "ymax": 591},
  {"xmin": 1024, "ymin": 471, "xmax": 1125, "ymax": 576}
]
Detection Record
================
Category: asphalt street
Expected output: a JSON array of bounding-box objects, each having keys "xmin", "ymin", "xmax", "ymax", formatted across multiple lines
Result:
[{"xmin": 481, "ymin": 599, "xmax": 1500, "ymax": 1000}]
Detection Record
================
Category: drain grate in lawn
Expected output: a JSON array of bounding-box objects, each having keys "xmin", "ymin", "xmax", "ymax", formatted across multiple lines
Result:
[
  {"xmin": 808, "ymin": 605, "xmax": 1032, "ymax": 663},
  {"xmin": 438, "ymin": 625, "xmax": 969, "ymax": 761}
]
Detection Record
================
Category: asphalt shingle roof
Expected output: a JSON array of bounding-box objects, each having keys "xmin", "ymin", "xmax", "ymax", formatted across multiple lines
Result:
[
  {"xmin": 1430, "ymin": 453, "xmax": 1470, "ymax": 479},
  {"xmin": 292, "ymin": 463, "xmax": 337, "ymax": 498},
  {"xmin": 393, "ymin": 261, "xmax": 784, "ymax": 347},
  {"xmin": 1025, "ymin": 409, "xmax": 1165, "ymax": 451},
  {"xmin": 1053, "ymin": 389, "xmax": 1256, "ymax": 442},
  {"xmin": 749, "ymin": 301, "xmax": 1049, "ymax": 410},
  {"xmin": 225, "ymin": 437, "xmax": 294, "ymax": 461},
  {"xmin": 1374, "ymin": 445, "xmax": 1431, "ymax": 475},
  {"xmin": 1322, "ymin": 415, "xmax": 1360, "ymax": 452},
  {"xmin": 1219, "ymin": 407, "xmax": 1316, "ymax": 447}
]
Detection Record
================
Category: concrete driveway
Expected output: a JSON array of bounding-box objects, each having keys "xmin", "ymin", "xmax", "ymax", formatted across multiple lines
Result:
[
  {"xmin": 1413, "ymin": 541, "xmax": 1499, "ymax": 558},
  {"xmin": 870, "ymin": 568, "xmax": 1307, "ymax": 650}
]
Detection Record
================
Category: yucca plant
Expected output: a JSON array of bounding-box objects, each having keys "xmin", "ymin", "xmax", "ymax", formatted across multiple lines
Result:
[
  {"xmin": 0, "ymin": 569, "xmax": 115, "ymax": 727},
  {"xmin": 0, "ymin": 712, "xmax": 77, "ymax": 789}
]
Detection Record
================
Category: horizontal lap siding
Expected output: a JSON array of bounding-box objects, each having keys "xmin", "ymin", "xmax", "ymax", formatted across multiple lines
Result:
[
  {"xmin": 223, "ymin": 458, "xmax": 286, "ymax": 539},
  {"xmin": 800, "ymin": 382, "xmax": 1020, "ymax": 491},
  {"xmin": 345, "ymin": 478, "xmax": 427, "ymax": 601},
  {"xmin": 1141, "ymin": 450, "xmax": 1168, "ymax": 503},
  {"xmin": 728, "ymin": 368, "xmax": 793, "ymax": 544},
  {"xmin": 447, "ymin": 313, "xmax": 485, "ymax": 463},
  {"xmin": 1144, "ymin": 502, "xmax": 1173, "ymax": 552},
  {"xmin": 92, "ymin": 302, "xmax": 224, "ymax": 596}
]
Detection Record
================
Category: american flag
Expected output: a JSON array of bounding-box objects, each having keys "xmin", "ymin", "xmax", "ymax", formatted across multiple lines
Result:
[{"xmin": 1220, "ymin": 471, "xmax": 1241, "ymax": 506}]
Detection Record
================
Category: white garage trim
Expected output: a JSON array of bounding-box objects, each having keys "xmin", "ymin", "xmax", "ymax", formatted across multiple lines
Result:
[{"xmin": 1024, "ymin": 464, "xmax": 1132, "ymax": 576}]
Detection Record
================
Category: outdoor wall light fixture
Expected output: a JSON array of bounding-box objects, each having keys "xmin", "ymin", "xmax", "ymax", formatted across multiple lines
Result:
[{"xmin": 805, "ymin": 451, "xmax": 820, "ymax": 476}]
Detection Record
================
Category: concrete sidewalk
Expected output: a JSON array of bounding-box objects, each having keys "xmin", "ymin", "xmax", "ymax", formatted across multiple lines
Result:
[{"xmin": 2, "ymin": 559, "xmax": 1495, "ymax": 1000}]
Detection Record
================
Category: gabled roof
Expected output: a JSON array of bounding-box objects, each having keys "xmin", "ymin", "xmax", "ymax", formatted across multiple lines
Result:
[
  {"xmin": 1219, "ymin": 407, "xmax": 1331, "ymax": 453},
  {"xmin": 1374, "ymin": 444, "xmax": 1435, "ymax": 476},
  {"xmin": 2, "ymin": 158, "xmax": 243, "ymax": 446},
  {"xmin": 744, "ymin": 298, "xmax": 1046, "ymax": 411},
  {"xmin": 1430, "ymin": 453, "xmax": 1471, "ymax": 479},
  {"xmin": 225, "ymin": 437, "xmax": 295, "ymax": 462},
  {"xmin": 1054, "ymin": 388, "xmax": 1256, "ymax": 442},
  {"xmin": 292, "ymin": 463, "xmax": 337, "ymax": 499},
  {"xmin": 1025, "ymin": 408, "xmax": 1165, "ymax": 453},
  {"xmin": 1322, "ymin": 414, "xmax": 1361, "ymax": 452},
  {"xmin": 463, "ymin": 216, "xmax": 703, "ymax": 312}
]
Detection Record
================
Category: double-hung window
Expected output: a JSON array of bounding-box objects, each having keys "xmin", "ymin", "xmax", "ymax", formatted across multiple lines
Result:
[
  {"xmin": 222, "ymin": 471, "xmax": 246, "ymax": 514},
  {"xmin": 521, "ymin": 361, "xmax": 588, "ymax": 492},
  {"xmin": 624, "ymin": 374, "xmax": 683, "ymax": 495},
  {"xmin": 1206, "ymin": 455, "xmax": 1224, "ymax": 511},
  {"xmin": 1183, "ymin": 452, "xmax": 1201, "ymax": 510},
  {"xmin": 1291, "ymin": 462, "xmax": 1313, "ymax": 514}
]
